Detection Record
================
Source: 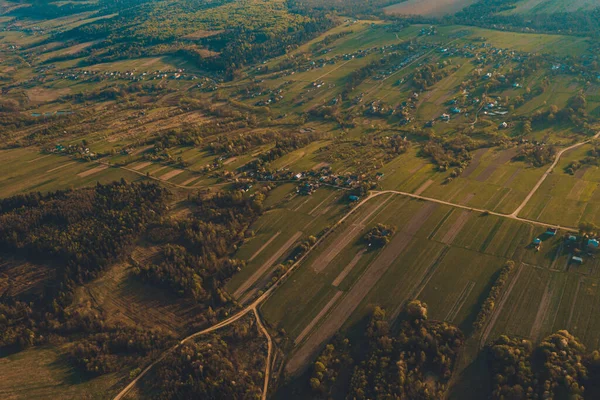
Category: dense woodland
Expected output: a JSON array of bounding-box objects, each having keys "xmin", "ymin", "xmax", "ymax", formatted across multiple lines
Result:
[
  {"xmin": 134, "ymin": 189, "xmax": 266, "ymax": 304},
  {"xmin": 144, "ymin": 315, "xmax": 267, "ymax": 399},
  {"xmin": 0, "ymin": 181, "xmax": 174, "ymax": 372},
  {"xmin": 307, "ymin": 302, "xmax": 464, "ymax": 399}
]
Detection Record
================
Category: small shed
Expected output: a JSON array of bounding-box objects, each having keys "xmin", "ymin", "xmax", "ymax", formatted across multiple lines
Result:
[
  {"xmin": 568, "ymin": 235, "xmax": 577, "ymax": 242},
  {"xmin": 546, "ymin": 228, "xmax": 558, "ymax": 236},
  {"xmin": 572, "ymin": 256, "xmax": 584, "ymax": 264},
  {"xmin": 349, "ymin": 195, "xmax": 360, "ymax": 202},
  {"xmin": 533, "ymin": 238, "xmax": 542, "ymax": 245},
  {"xmin": 588, "ymin": 239, "xmax": 599, "ymax": 249}
]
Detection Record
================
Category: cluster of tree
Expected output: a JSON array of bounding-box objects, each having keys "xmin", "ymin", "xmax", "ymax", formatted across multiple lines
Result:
[
  {"xmin": 421, "ymin": 134, "xmax": 481, "ymax": 171},
  {"xmin": 207, "ymin": 129, "xmax": 294, "ymax": 157},
  {"xmin": 309, "ymin": 336, "xmax": 353, "ymax": 398},
  {"xmin": 134, "ymin": 190, "xmax": 265, "ymax": 304},
  {"xmin": 245, "ymin": 131, "xmax": 323, "ymax": 170},
  {"xmin": 348, "ymin": 302, "xmax": 464, "ymax": 399},
  {"xmin": 413, "ymin": 62, "xmax": 458, "ymax": 91},
  {"xmin": 565, "ymin": 144, "xmax": 600, "ymax": 175},
  {"xmin": 145, "ymin": 316, "xmax": 266, "ymax": 399},
  {"xmin": 514, "ymin": 143, "xmax": 557, "ymax": 167},
  {"xmin": 363, "ymin": 223, "xmax": 396, "ymax": 248},
  {"xmin": 488, "ymin": 330, "xmax": 591, "ymax": 399},
  {"xmin": 69, "ymin": 327, "xmax": 174, "ymax": 376},
  {"xmin": 0, "ymin": 180, "xmax": 168, "ymax": 286},
  {"xmin": 342, "ymin": 51, "xmax": 409, "ymax": 99},
  {"xmin": 473, "ymin": 261, "xmax": 516, "ymax": 332}
]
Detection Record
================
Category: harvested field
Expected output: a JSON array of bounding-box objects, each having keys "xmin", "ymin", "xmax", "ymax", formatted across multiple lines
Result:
[
  {"xmin": 181, "ymin": 176, "xmax": 201, "ymax": 186},
  {"xmin": 414, "ymin": 179, "xmax": 434, "ymax": 196},
  {"xmin": 233, "ymin": 231, "xmax": 303, "ymax": 300},
  {"xmin": 159, "ymin": 169, "xmax": 184, "ymax": 181},
  {"xmin": 77, "ymin": 164, "xmax": 108, "ymax": 178},
  {"xmin": 445, "ymin": 280, "xmax": 476, "ymax": 322},
  {"xmin": 149, "ymin": 165, "xmax": 168, "ymax": 175},
  {"xmin": 27, "ymin": 154, "xmax": 52, "ymax": 163},
  {"xmin": 503, "ymin": 169, "xmax": 522, "ymax": 186},
  {"xmin": 441, "ymin": 211, "xmax": 471, "ymax": 244},
  {"xmin": 131, "ymin": 161, "xmax": 152, "ymax": 171},
  {"xmin": 529, "ymin": 279, "xmax": 553, "ymax": 342},
  {"xmin": 480, "ymin": 263, "xmax": 523, "ymax": 348},
  {"xmin": 26, "ymin": 87, "xmax": 71, "ymax": 102},
  {"xmin": 223, "ymin": 157, "xmax": 237, "ymax": 165},
  {"xmin": 248, "ymin": 232, "xmax": 281, "ymax": 262},
  {"xmin": 294, "ymin": 290, "xmax": 343, "ymax": 345},
  {"xmin": 476, "ymin": 148, "xmax": 519, "ymax": 182},
  {"xmin": 461, "ymin": 148, "xmax": 488, "ymax": 178},
  {"xmin": 309, "ymin": 191, "xmax": 337, "ymax": 216},
  {"xmin": 47, "ymin": 161, "xmax": 76, "ymax": 173},
  {"xmin": 286, "ymin": 230, "xmax": 415, "ymax": 374},
  {"xmin": 332, "ymin": 250, "xmax": 365, "ymax": 287},
  {"xmin": 575, "ymin": 166, "xmax": 589, "ymax": 179},
  {"xmin": 310, "ymin": 195, "xmax": 392, "ymax": 273},
  {"xmin": 389, "ymin": 246, "xmax": 450, "ymax": 322},
  {"xmin": 286, "ymin": 203, "xmax": 436, "ymax": 374},
  {"xmin": 311, "ymin": 162, "xmax": 329, "ymax": 170}
]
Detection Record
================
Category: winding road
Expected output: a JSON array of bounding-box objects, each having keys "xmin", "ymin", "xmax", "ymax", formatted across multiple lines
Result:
[{"xmin": 113, "ymin": 131, "xmax": 597, "ymax": 400}]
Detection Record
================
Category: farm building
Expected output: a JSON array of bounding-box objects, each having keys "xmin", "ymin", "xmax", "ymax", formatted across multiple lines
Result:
[
  {"xmin": 587, "ymin": 239, "xmax": 599, "ymax": 249},
  {"xmin": 546, "ymin": 227, "xmax": 558, "ymax": 236},
  {"xmin": 572, "ymin": 256, "xmax": 584, "ymax": 264}
]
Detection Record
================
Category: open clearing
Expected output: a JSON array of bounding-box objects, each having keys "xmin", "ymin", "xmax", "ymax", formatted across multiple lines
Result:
[{"xmin": 384, "ymin": 0, "xmax": 478, "ymax": 17}]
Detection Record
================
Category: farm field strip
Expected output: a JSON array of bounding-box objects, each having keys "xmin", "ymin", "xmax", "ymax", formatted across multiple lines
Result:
[
  {"xmin": 332, "ymin": 250, "xmax": 366, "ymax": 287},
  {"xmin": 234, "ymin": 231, "xmax": 303, "ymax": 301},
  {"xmin": 445, "ymin": 280, "xmax": 476, "ymax": 322},
  {"xmin": 286, "ymin": 200, "xmax": 435, "ymax": 374},
  {"xmin": 310, "ymin": 194, "xmax": 393, "ymax": 273},
  {"xmin": 249, "ymin": 232, "xmax": 282, "ymax": 262},
  {"xmin": 294, "ymin": 290, "xmax": 343, "ymax": 345},
  {"xmin": 479, "ymin": 263, "xmax": 524, "ymax": 348}
]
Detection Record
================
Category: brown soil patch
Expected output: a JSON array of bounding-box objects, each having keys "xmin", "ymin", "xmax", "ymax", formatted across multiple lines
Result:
[
  {"xmin": 414, "ymin": 179, "xmax": 434, "ymax": 196},
  {"xmin": 184, "ymin": 29, "xmax": 225, "ymax": 40},
  {"xmin": 311, "ymin": 162, "xmax": 330, "ymax": 171},
  {"xmin": 409, "ymin": 163, "xmax": 425, "ymax": 174},
  {"xmin": 149, "ymin": 165, "xmax": 169, "ymax": 175},
  {"xmin": 182, "ymin": 177, "xmax": 201, "ymax": 186},
  {"xmin": 294, "ymin": 290, "xmax": 343, "ymax": 345},
  {"xmin": 461, "ymin": 148, "xmax": 488, "ymax": 178},
  {"xmin": 233, "ymin": 231, "xmax": 303, "ymax": 300},
  {"xmin": 26, "ymin": 87, "xmax": 71, "ymax": 102},
  {"xmin": 47, "ymin": 161, "xmax": 76, "ymax": 173},
  {"xmin": 574, "ymin": 166, "xmax": 589, "ymax": 179},
  {"xmin": 249, "ymin": 232, "xmax": 281, "ymax": 262},
  {"xmin": 310, "ymin": 196, "xmax": 392, "ymax": 273},
  {"xmin": 223, "ymin": 157, "xmax": 237, "ymax": 165},
  {"xmin": 159, "ymin": 169, "xmax": 184, "ymax": 181},
  {"xmin": 131, "ymin": 161, "xmax": 152, "ymax": 171},
  {"xmin": 0, "ymin": 258, "xmax": 53, "ymax": 297},
  {"xmin": 77, "ymin": 164, "xmax": 108, "ymax": 178},
  {"xmin": 28, "ymin": 154, "xmax": 52, "ymax": 163},
  {"xmin": 441, "ymin": 211, "xmax": 471, "ymax": 244},
  {"xmin": 332, "ymin": 250, "xmax": 366, "ymax": 287}
]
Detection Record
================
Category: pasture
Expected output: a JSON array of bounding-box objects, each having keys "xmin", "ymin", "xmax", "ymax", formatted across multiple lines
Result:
[{"xmin": 384, "ymin": 0, "xmax": 478, "ymax": 17}]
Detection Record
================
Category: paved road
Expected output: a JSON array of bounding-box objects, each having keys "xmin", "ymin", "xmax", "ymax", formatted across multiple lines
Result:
[{"xmin": 510, "ymin": 132, "xmax": 600, "ymax": 218}]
